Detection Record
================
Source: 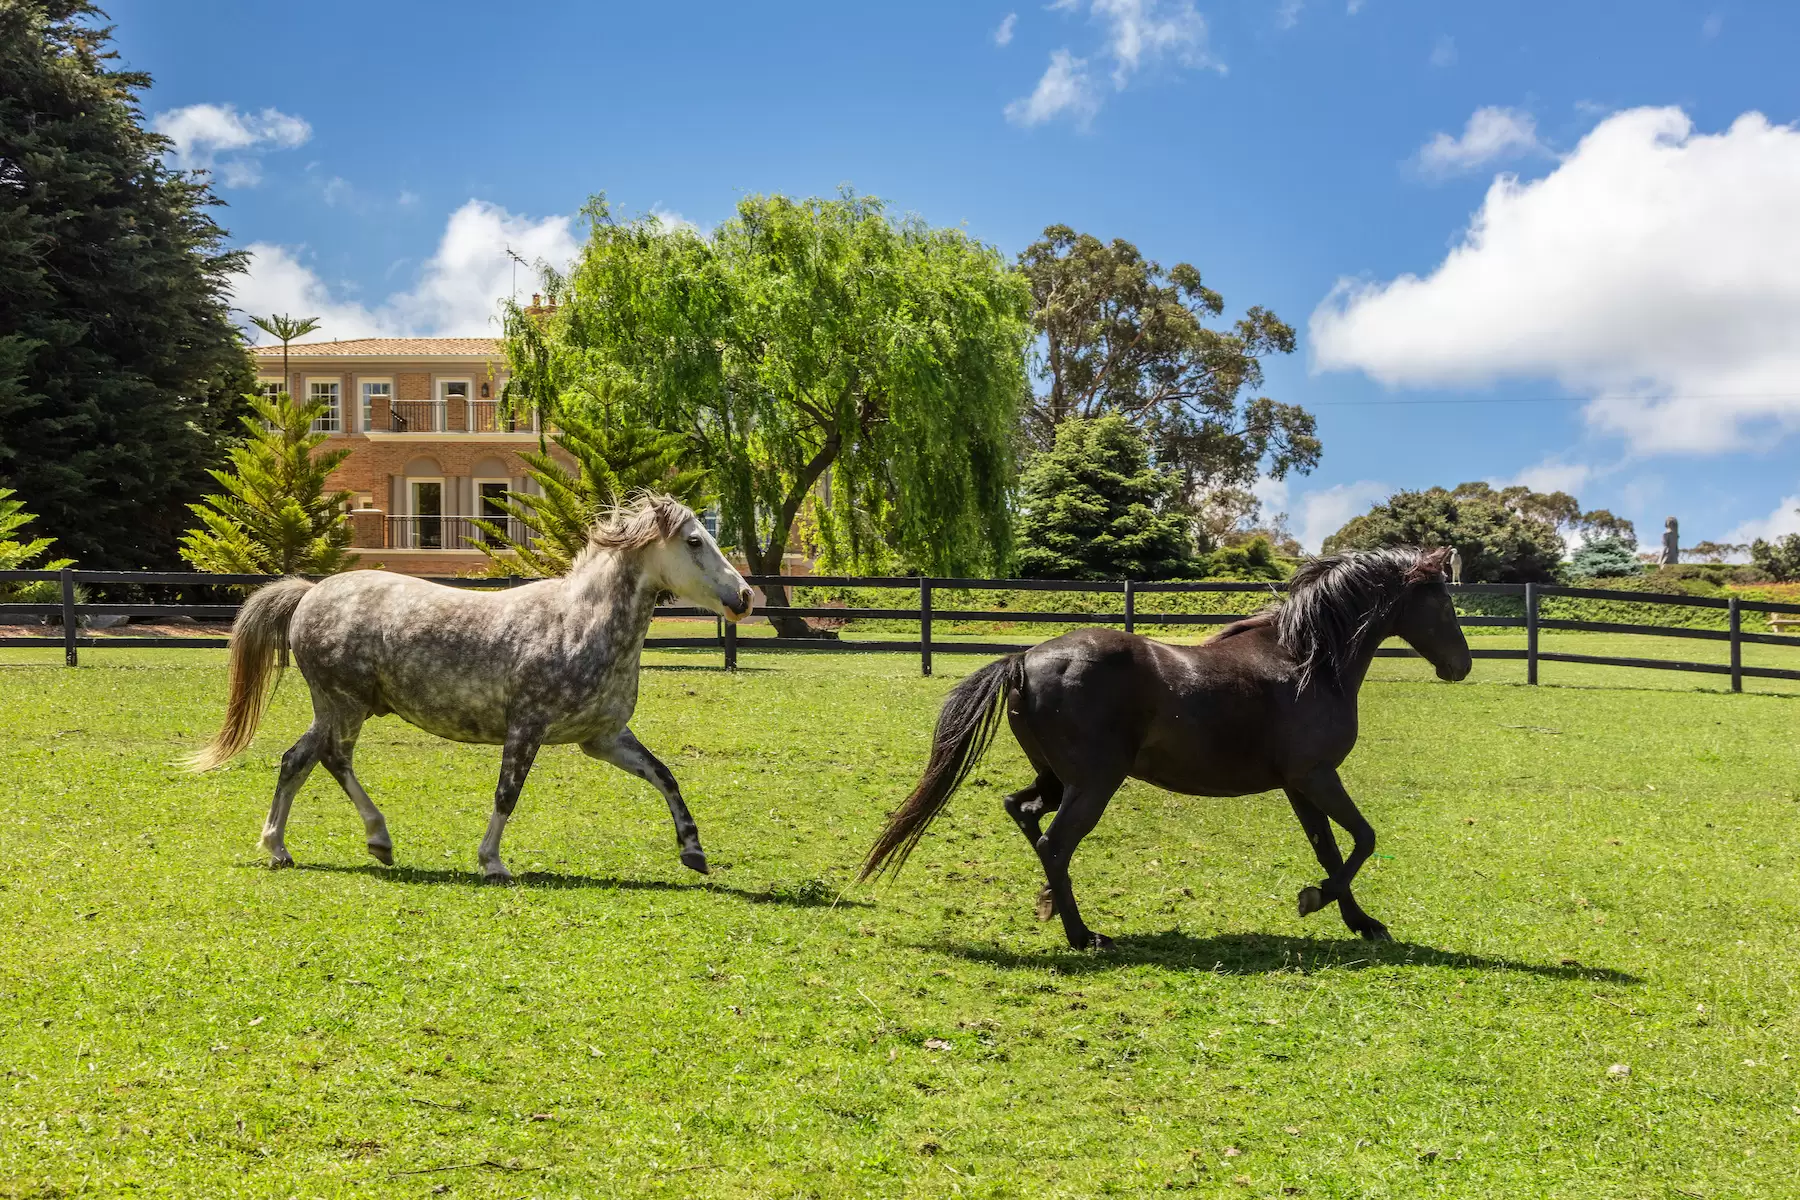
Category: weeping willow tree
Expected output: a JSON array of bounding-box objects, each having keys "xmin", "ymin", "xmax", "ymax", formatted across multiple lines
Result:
[
  {"xmin": 472, "ymin": 384, "xmax": 711, "ymax": 577},
  {"xmin": 503, "ymin": 191, "xmax": 1031, "ymax": 636}
]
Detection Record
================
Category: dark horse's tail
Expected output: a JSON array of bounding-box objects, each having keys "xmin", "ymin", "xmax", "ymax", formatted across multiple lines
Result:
[{"xmin": 860, "ymin": 653, "xmax": 1025, "ymax": 881}]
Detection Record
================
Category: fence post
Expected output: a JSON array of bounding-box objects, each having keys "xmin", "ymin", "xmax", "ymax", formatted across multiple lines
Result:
[
  {"xmin": 1524, "ymin": 582, "xmax": 1538, "ymax": 685},
  {"xmin": 60, "ymin": 567, "xmax": 78, "ymax": 668},
  {"xmin": 1123, "ymin": 580, "xmax": 1135, "ymax": 635},
  {"xmin": 1729, "ymin": 596, "xmax": 1742, "ymax": 693},
  {"xmin": 723, "ymin": 617, "xmax": 737, "ymax": 672},
  {"xmin": 920, "ymin": 578, "xmax": 933, "ymax": 677}
]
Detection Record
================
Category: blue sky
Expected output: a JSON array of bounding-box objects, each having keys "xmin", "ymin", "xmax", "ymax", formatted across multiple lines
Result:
[{"xmin": 112, "ymin": 0, "xmax": 1800, "ymax": 550}]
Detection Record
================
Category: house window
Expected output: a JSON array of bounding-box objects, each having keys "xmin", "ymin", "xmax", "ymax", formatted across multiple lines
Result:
[
  {"xmin": 702, "ymin": 508, "xmax": 720, "ymax": 539},
  {"xmin": 308, "ymin": 379, "xmax": 342, "ymax": 433},
  {"xmin": 360, "ymin": 380, "xmax": 391, "ymax": 432}
]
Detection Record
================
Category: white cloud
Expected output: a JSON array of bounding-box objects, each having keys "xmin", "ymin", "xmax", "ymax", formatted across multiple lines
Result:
[
  {"xmin": 1416, "ymin": 106, "xmax": 1546, "ymax": 175},
  {"xmin": 1291, "ymin": 480, "xmax": 1392, "ymax": 551},
  {"xmin": 230, "ymin": 199, "xmax": 580, "ymax": 341},
  {"xmin": 1313, "ymin": 107, "xmax": 1800, "ymax": 457},
  {"xmin": 648, "ymin": 206, "xmax": 701, "ymax": 236},
  {"xmin": 397, "ymin": 190, "xmax": 420, "ymax": 207},
  {"xmin": 995, "ymin": 12, "xmax": 1018, "ymax": 46},
  {"xmin": 1006, "ymin": 0, "xmax": 1217, "ymax": 127},
  {"xmin": 152, "ymin": 103, "xmax": 311, "ymax": 185},
  {"xmin": 1702, "ymin": 12, "xmax": 1723, "ymax": 39},
  {"xmin": 1276, "ymin": 0, "xmax": 1303, "ymax": 31},
  {"xmin": 1725, "ymin": 495, "xmax": 1800, "ymax": 545},
  {"xmin": 1429, "ymin": 34, "xmax": 1457, "ymax": 67},
  {"xmin": 1347, "ymin": 0, "xmax": 1365, "ymax": 13},
  {"xmin": 1498, "ymin": 459, "xmax": 1594, "ymax": 496},
  {"xmin": 1006, "ymin": 49, "xmax": 1100, "ymax": 127}
]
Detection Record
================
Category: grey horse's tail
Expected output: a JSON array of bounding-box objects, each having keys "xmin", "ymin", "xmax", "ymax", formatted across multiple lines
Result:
[
  {"xmin": 860, "ymin": 653, "xmax": 1025, "ymax": 881},
  {"xmin": 187, "ymin": 578, "xmax": 314, "ymax": 772}
]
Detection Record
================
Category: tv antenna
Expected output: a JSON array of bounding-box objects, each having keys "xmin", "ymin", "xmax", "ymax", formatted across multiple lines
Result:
[{"xmin": 505, "ymin": 245, "xmax": 530, "ymax": 299}]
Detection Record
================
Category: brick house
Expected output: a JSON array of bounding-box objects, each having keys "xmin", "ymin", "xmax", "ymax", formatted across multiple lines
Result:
[{"xmin": 253, "ymin": 337, "xmax": 570, "ymax": 576}]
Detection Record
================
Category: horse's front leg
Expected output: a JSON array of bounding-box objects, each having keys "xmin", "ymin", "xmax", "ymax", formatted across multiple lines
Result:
[
  {"xmin": 1285, "ymin": 769, "xmax": 1390, "ymax": 941},
  {"xmin": 581, "ymin": 727, "xmax": 709, "ymax": 875},
  {"xmin": 478, "ymin": 726, "xmax": 543, "ymax": 882}
]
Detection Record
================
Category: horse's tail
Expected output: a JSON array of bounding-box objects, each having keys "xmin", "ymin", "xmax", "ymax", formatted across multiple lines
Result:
[
  {"xmin": 860, "ymin": 653, "xmax": 1025, "ymax": 881},
  {"xmin": 187, "ymin": 578, "xmax": 314, "ymax": 772}
]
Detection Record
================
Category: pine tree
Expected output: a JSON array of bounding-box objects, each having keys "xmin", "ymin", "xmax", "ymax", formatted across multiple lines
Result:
[
  {"xmin": 0, "ymin": 2, "xmax": 254, "ymax": 570},
  {"xmin": 1014, "ymin": 415, "xmax": 1200, "ymax": 580},
  {"xmin": 474, "ymin": 404, "xmax": 711, "ymax": 577},
  {"xmin": 180, "ymin": 393, "xmax": 355, "ymax": 576},
  {"xmin": 0, "ymin": 486, "xmax": 72, "ymax": 603}
]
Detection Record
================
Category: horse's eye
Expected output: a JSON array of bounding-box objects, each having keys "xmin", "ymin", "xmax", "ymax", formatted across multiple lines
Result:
[{"xmin": 686, "ymin": 535, "xmax": 703, "ymax": 548}]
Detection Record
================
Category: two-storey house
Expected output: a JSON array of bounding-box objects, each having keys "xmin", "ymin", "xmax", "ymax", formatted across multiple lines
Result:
[{"xmin": 254, "ymin": 337, "xmax": 569, "ymax": 576}]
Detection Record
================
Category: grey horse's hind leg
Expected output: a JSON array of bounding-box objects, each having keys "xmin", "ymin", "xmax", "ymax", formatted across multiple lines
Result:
[
  {"xmin": 262, "ymin": 724, "xmax": 324, "ymax": 868},
  {"xmin": 581, "ymin": 727, "xmax": 709, "ymax": 875},
  {"xmin": 317, "ymin": 716, "xmax": 392, "ymax": 866},
  {"xmin": 477, "ymin": 728, "xmax": 542, "ymax": 882}
]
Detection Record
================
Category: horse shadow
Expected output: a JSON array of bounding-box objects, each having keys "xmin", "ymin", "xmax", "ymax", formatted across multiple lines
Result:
[
  {"xmin": 925, "ymin": 928, "xmax": 1640, "ymax": 984},
  {"xmin": 294, "ymin": 862, "xmax": 869, "ymax": 908}
]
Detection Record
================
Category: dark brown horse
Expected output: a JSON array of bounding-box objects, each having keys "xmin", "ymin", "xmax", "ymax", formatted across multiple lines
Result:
[{"xmin": 861, "ymin": 546, "xmax": 1471, "ymax": 949}]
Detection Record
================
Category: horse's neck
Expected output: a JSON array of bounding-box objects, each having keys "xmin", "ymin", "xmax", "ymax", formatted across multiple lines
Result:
[
  {"xmin": 1334, "ymin": 604, "xmax": 1400, "ymax": 697},
  {"xmin": 561, "ymin": 549, "xmax": 659, "ymax": 650}
]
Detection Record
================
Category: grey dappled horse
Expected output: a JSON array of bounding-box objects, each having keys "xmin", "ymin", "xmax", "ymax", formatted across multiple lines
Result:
[
  {"xmin": 190, "ymin": 495, "xmax": 753, "ymax": 881},
  {"xmin": 863, "ymin": 547, "xmax": 1472, "ymax": 949}
]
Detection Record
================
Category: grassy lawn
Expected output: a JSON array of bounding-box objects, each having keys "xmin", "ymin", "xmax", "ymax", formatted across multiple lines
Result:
[{"xmin": 0, "ymin": 642, "xmax": 1797, "ymax": 1197}]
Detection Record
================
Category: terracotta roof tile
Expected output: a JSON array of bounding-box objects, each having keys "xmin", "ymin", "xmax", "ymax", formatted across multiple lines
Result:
[{"xmin": 252, "ymin": 337, "xmax": 501, "ymax": 358}]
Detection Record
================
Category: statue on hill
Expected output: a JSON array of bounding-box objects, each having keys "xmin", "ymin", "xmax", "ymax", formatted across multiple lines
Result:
[{"xmin": 1657, "ymin": 517, "xmax": 1680, "ymax": 565}]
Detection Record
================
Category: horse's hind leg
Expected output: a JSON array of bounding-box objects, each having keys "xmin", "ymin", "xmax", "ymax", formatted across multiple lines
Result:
[
  {"xmin": 477, "ymin": 726, "xmax": 542, "ymax": 882},
  {"xmin": 317, "ymin": 712, "xmax": 392, "ymax": 866},
  {"xmin": 1003, "ymin": 771, "xmax": 1064, "ymax": 920},
  {"xmin": 262, "ymin": 724, "xmax": 324, "ymax": 868},
  {"xmin": 581, "ymin": 727, "xmax": 708, "ymax": 875},
  {"xmin": 1032, "ymin": 776, "xmax": 1125, "ymax": 951},
  {"xmin": 1286, "ymin": 769, "xmax": 1389, "ymax": 941}
]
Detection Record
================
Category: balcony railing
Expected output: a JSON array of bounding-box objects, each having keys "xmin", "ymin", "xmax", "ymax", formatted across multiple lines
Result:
[
  {"xmin": 467, "ymin": 401, "xmax": 538, "ymax": 433},
  {"xmin": 388, "ymin": 400, "xmax": 446, "ymax": 432},
  {"xmin": 385, "ymin": 515, "xmax": 529, "ymax": 551}
]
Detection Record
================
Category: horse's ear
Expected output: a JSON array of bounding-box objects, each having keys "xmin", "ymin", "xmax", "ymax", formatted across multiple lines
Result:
[
  {"xmin": 652, "ymin": 494, "xmax": 686, "ymax": 541},
  {"xmin": 1408, "ymin": 546, "xmax": 1452, "ymax": 583}
]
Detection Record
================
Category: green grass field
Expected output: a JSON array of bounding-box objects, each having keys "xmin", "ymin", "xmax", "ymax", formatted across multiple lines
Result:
[{"xmin": 1, "ymin": 641, "xmax": 1797, "ymax": 1197}]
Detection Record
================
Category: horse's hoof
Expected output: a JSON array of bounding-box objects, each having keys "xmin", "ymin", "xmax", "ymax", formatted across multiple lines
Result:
[
  {"xmin": 1358, "ymin": 922, "xmax": 1393, "ymax": 943},
  {"xmin": 481, "ymin": 866, "xmax": 513, "ymax": 885},
  {"xmin": 1297, "ymin": 886, "xmax": 1325, "ymax": 918},
  {"xmin": 367, "ymin": 843, "xmax": 393, "ymax": 866},
  {"xmin": 268, "ymin": 853, "xmax": 294, "ymax": 870},
  {"xmin": 1085, "ymin": 932, "xmax": 1115, "ymax": 953},
  {"xmin": 1035, "ymin": 886, "xmax": 1058, "ymax": 921},
  {"xmin": 680, "ymin": 849, "xmax": 710, "ymax": 876}
]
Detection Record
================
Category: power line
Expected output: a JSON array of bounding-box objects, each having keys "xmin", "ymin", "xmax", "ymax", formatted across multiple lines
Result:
[{"xmin": 1310, "ymin": 391, "xmax": 1800, "ymax": 409}]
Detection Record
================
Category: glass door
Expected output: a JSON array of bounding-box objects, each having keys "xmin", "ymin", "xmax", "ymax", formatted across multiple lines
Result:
[
  {"xmin": 410, "ymin": 480, "xmax": 443, "ymax": 549},
  {"xmin": 477, "ymin": 481, "xmax": 509, "ymax": 545}
]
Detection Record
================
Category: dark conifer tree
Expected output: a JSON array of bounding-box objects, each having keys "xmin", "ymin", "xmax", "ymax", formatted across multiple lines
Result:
[{"xmin": 0, "ymin": 1, "xmax": 253, "ymax": 568}]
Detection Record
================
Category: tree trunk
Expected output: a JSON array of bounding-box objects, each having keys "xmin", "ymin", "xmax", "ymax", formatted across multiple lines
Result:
[{"xmin": 749, "ymin": 435, "xmax": 841, "ymax": 640}]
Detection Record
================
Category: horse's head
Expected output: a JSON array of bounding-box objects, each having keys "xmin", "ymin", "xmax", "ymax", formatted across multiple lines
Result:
[
  {"xmin": 1391, "ymin": 546, "xmax": 1472, "ymax": 682},
  {"xmin": 595, "ymin": 495, "xmax": 753, "ymax": 622}
]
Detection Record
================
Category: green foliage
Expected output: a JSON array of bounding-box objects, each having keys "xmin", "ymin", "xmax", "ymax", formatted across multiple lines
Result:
[
  {"xmin": 0, "ymin": 485, "xmax": 71, "ymax": 603},
  {"xmin": 1014, "ymin": 415, "xmax": 1199, "ymax": 580},
  {"xmin": 473, "ymin": 395, "xmax": 712, "ymax": 577},
  {"xmin": 0, "ymin": 2, "xmax": 255, "ymax": 569},
  {"xmin": 179, "ymin": 393, "xmax": 355, "ymax": 576},
  {"xmin": 1201, "ymin": 534, "xmax": 1290, "ymax": 582},
  {"xmin": 1750, "ymin": 519, "xmax": 1800, "ymax": 582},
  {"xmin": 1018, "ymin": 224, "xmax": 1316, "ymax": 499},
  {"xmin": 1567, "ymin": 535, "xmax": 1645, "ymax": 579},
  {"xmin": 504, "ymin": 191, "xmax": 1030, "ymax": 585},
  {"xmin": 1324, "ymin": 483, "xmax": 1566, "ymax": 583}
]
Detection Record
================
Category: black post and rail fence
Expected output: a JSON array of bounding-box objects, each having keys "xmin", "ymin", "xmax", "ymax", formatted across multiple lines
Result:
[{"xmin": 5, "ymin": 568, "xmax": 1800, "ymax": 690}]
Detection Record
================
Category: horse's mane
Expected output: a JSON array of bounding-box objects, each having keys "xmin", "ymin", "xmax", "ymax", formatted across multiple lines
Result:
[
  {"xmin": 1272, "ymin": 546, "xmax": 1449, "ymax": 694},
  {"xmin": 574, "ymin": 492, "xmax": 694, "ymax": 566}
]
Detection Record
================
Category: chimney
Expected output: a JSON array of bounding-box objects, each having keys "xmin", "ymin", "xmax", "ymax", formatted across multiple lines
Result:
[{"xmin": 523, "ymin": 293, "xmax": 559, "ymax": 325}]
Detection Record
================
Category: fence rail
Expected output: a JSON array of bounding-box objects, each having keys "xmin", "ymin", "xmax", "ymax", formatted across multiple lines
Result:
[{"xmin": 3, "ymin": 568, "xmax": 1799, "ymax": 688}]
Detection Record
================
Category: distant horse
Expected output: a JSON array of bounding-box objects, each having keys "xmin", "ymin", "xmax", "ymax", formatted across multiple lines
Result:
[
  {"xmin": 190, "ymin": 495, "xmax": 753, "ymax": 881},
  {"xmin": 862, "ymin": 547, "xmax": 1471, "ymax": 949}
]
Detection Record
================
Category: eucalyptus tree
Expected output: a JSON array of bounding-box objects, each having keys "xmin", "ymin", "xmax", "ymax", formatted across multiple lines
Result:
[
  {"xmin": 504, "ymin": 192, "xmax": 1031, "ymax": 635},
  {"xmin": 1018, "ymin": 225, "xmax": 1317, "ymax": 504}
]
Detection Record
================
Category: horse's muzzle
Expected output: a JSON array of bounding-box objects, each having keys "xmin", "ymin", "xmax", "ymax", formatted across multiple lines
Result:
[{"xmin": 723, "ymin": 586, "xmax": 754, "ymax": 623}]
